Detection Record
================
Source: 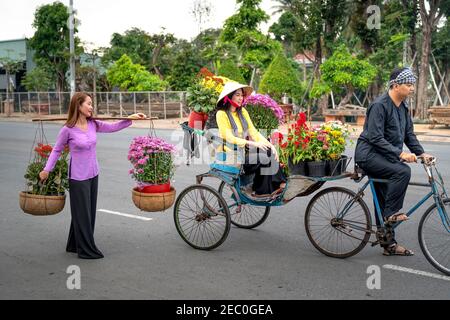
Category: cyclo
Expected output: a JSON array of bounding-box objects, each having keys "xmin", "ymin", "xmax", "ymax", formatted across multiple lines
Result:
[{"xmin": 175, "ymin": 123, "xmax": 450, "ymax": 276}]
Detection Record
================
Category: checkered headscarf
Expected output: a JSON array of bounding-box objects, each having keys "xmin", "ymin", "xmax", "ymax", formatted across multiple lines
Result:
[{"xmin": 388, "ymin": 68, "xmax": 417, "ymax": 88}]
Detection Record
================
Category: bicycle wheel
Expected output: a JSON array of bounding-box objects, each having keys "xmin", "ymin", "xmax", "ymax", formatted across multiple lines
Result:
[
  {"xmin": 218, "ymin": 181, "xmax": 270, "ymax": 229},
  {"xmin": 174, "ymin": 184, "xmax": 231, "ymax": 250},
  {"xmin": 418, "ymin": 198, "xmax": 450, "ymax": 276},
  {"xmin": 305, "ymin": 187, "xmax": 372, "ymax": 258}
]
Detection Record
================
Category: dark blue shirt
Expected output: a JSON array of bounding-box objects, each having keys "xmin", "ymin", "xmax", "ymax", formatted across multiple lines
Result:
[{"xmin": 355, "ymin": 93, "xmax": 424, "ymax": 163}]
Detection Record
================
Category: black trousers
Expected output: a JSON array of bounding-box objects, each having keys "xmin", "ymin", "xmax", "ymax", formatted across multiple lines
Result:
[
  {"xmin": 357, "ymin": 153, "xmax": 411, "ymax": 246},
  {"xmin": 243, "ymin": 147, "xmax": 287, "ymax": 195},
  {"xmin": 66, "ymin": 175, "xmax": 104, "ymax": 259}
]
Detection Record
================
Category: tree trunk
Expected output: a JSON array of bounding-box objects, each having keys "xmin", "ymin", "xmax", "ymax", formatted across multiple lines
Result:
[
  {"xmin": 339, "ymin": 87, "xmax": 354, "ymax": 107},
  {"xmin": 152, "ymin": 45, "xmax": 164, "ymax": 80},
  {"xmin": 416, "ymin": 25, "xmax": 432, "ymax": 120}
]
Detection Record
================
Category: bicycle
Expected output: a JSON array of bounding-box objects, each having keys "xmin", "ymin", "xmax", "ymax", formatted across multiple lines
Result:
[{"xmin": 304, "ymin": 155, "xmax": 450, "ymax": 275}]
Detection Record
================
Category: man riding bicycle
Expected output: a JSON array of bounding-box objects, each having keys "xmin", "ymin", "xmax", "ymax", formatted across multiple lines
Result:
[{"xmin": 355, "ymin": 67, "xmax": 433, "ymax": 256}]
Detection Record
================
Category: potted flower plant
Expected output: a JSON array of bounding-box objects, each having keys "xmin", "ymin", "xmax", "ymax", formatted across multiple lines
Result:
[
  {"xmin": 307, "ymin": 121, "xmax": 352, "ymax": 177},
  {"xmin": 128, "ymin": 136, "xmax": 177, "ymax": 212},
  {"xmin": 277, "ymin": 112, "xmax": 313, "ymax": 176},
  {"xmin": 186, "ymin": 68, "xmax": 231, "ymax": 129},
  {"xmin": 19, "ymin": 143, "xmax": 69, "ymax": 216},
  {"xmin": 321, "ymin": 121, "xmax": 352, "ymax": 176},
  {"xmin": 243, "ymin": 94, "xmax": 284, "ymax": 139}
]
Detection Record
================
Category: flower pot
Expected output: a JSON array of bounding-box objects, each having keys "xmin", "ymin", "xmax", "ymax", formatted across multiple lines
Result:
[
  {"xmin": 307, "ymin": 161, "xmax": 328, "ymax": 177},
  {"xmin": 188, "ymin": 111, "xmax": 208, "ymax": 129},
  {"xmin": 132, "ymin": 187, "xmax": 176, "ymax": 212},
  {"xmin": 138, "ymin": 182, "xmax": 171, "ymax": 193},
  {"xmin": 328, "ymin": 159, "xmax": 342, "ymax": 176},
  {"xmin": 19, "ymin": 191, "xmax": 66, "ymax": 216},
  {"xmin": 288, "ymin": 158, "xmax": 308, "ymax": 176}
]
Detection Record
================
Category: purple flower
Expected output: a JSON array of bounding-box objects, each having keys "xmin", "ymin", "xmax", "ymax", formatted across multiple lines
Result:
[{"xmin": 243, "ymin": 94, "xmax": 284, "ymax": 123}]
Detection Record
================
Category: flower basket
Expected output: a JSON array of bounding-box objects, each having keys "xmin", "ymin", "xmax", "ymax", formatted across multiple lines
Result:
[
  {"xmin": 132, "ymin": 187, "xmax": 176, "ymax": 212},
  {"xmin": 19, "ymin": 191, "xmax": 66, "ymax": 216},
  {"xmin": 20, "ymin": 139, "xmax": 69, "ymax": 216},
  {"xmin": 287, "ymin": 158, "xmax": 308, "ymax": 176},
  {"xmin": 128, "ymin": 135, "xmax": 177, "ymax": 212}
]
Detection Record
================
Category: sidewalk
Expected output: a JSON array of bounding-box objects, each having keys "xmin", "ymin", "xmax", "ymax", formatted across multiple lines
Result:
[{"xmin": 1, "ymin": 112, "xmax": 449, "ymax": 143}]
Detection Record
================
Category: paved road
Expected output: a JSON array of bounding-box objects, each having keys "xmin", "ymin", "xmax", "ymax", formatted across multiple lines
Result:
[{"xmin": 0, "ymin": 122, "xmax": 449, "ymax": 300}]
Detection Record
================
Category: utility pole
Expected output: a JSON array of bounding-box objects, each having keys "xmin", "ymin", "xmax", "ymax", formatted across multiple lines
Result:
[{"xmin": 69, "ymin": 0, "xmax": 76, "ymax": 97}]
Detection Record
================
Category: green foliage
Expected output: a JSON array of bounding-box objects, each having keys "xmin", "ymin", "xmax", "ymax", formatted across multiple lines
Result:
[
  {"xmin": 309, "ymin": 80, "xmax": 331, "ymax": 99},
  {"xmin": 245, "ymin": 105, "xmax": 279, "ymax": 137},
  {"xmin": 166, "ymin": 41, "xmax": 204, "ymax": 90},
  {"xmin": 24, "ymin": 147, "xmax": 69, "ymax": 196},
  {"xmin": 102, "ymin": 28, "xmax": 153, "ymax": 69},
  {"xmin": 29, "ymin": 2, "xmax": 83, "ymax": 91},
  {"xmin": 133, "ymin": 153, "xmax": 174, "ymax": 185},
  {"xmin": 186, "ymin": 81, "xmax": 217, "ymax": 113},
  {"xmin": 318, "ymin": 44, "xmax": 377, "ymax": 93},
  {"xmin": 22, "ymin": 67, "xmax": 54, "ymax": 91},
  {"xmin": 217, "ymin": 59, "xmax": 246, "ymax": 83},
  {"xmin": 259, "ymin": 51, "xmax": 302, "ymax": 102},
  {"xmin": 220, "ymin": 0, "xmax": 269, "ymax": 43},
  {"xmin": 106, "ymin": 54, "xmax": 168, "ymax": 91}
]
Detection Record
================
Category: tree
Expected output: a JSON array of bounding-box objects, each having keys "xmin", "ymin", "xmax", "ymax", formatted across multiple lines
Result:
[
  {"xmin": 106, "ymin": 54, "xmax": 168, "ymax": 91},
  {"xmin": 268, "ymin": 11, "xmax": 298, "ymax": 57},
  {"xmin": 416, "ymin": 0, "xmax": 446, "ymax": 119},
  {"xmin": 29, "ymin": 2, "xmax": 82, "ymax": 92},
  {"xmin": 22, "ymin": 66, "xmax": 54, "ymax": 92},
  {"xmin": 101, "ymin": 28, "xmax": 153, "ymax": 69},
  {"xmin": 149, "ymin": 31, "xmax": 176, "ymax": 79},
  {"xmin": 220, "ymin": 0, "xmax": 269, "ymax": 43},
  {"xmin": 165, "ymin": 41, "xmax": 204, "ymax": 91},
  {"xmin": 311, "ymin": 45, "xmax": 377, "ymax": 107},
  {"xmin": 259, "ymin": 51, "xmax": 303, "ymax": 102},
  {"xmin": 220, "ymin": 0, "xmax": 279, "ymax": 85},
  {"xmin": 217, "ymin": 59, "xmax": 246, "ymax": 83},
  {"xmin": 274, "ymin": 0, "xmax": 350, "ymax": 77}
]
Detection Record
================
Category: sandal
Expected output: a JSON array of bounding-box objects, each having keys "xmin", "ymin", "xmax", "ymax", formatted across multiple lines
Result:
[
  {"xmin": 385, "ymin": 212, "xmax": 409, "ymax": 223},
  {"xmin": 383, "ymin": 244, "xmax": 414, "ymax": 256}
]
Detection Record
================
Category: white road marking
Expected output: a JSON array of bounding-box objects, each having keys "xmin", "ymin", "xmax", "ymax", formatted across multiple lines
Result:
[
  {"xmin": 98, "ymin": 209, "xmax": 153, "ymax": 221},
  {"xmin": 383, "ymin": 264, "xmax": 450, "ymax": 282}
]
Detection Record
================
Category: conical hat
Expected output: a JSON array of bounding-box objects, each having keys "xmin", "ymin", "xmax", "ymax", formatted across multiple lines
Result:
[{"xmin": 216, "ymin": 82, "xmax": 253, "ymax": 107}]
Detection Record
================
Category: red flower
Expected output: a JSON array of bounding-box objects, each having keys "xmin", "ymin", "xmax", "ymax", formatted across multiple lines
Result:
[
  {"xmin": 271, "ymin": 132, "xmax": 284, "ymax": 145},
  {"xmin": 297, "ymin": 112, "xmax": 307, "ymax": 127},
  {"xmin": 281, "ymin": 142, "xmax": 288, "ymax": 149}
]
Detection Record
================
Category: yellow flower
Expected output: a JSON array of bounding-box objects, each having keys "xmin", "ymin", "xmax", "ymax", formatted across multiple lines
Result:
[
  {"xmin": 331, "ymin": 130, "xmax": 341, "ymax": 137},
  {"xmin": 338, "ymin": 138, "xmax": 345, "ymax": 144}
]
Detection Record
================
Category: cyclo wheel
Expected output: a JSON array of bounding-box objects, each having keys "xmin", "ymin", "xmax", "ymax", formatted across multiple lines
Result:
[
  {"xmin": 218, "ymin": 181, "xmax": 270, "ymax": 229},
  {"xmin": 174, "ymin": 184, "xmax": 231, "ymax": 250},
  {"xmin": 418, "ymin": 198, "xmax": 450, "ymax": 276},
  {"xmin": 304, "ymin": 187, "xmax": 372, "ymax": 258}
]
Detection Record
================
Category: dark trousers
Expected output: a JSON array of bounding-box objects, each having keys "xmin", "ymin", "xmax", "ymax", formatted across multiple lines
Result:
[
  {"xmin": 66, "ymin": 175, "xmax": 104, "ymax": 259},
  {"xmin": 243, "ymin": 147, "xmax": 287, "ymax": 195},
  {"xmin": 357, "ymin": 153, "xmax": 411, "ymax": 246}
]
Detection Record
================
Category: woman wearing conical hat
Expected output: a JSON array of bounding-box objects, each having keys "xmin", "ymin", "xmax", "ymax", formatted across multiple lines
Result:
[{"xmin": 215, "ymin": 82, "xmax": 286, "ymax": 196}]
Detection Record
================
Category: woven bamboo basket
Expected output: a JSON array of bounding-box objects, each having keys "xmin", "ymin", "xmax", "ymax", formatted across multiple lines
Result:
[
  {"xmin": 19, "ymin": 191, "xmax": 66, "ymax": 216},
  {"xmin": 131, "ymin": 187, "xmax": 176, "ymax": 212}
]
